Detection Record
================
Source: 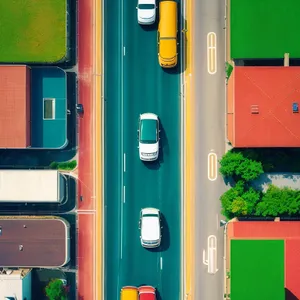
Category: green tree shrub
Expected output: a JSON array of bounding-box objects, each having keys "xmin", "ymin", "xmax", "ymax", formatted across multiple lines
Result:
[
  {"xmin": 219, "ymin": 150, "xmax": 263, "ymax": 181},
  {"xmin": 220, "ymin": 181, "xmax": 261, "ymax": 218},
  {"xmin": 45, "ymin": 279, "xmax": 68, "ymax": 300},
  {"xmin": 255, "ymin": 185, "xmax": 300, "ymax": 217},
  {"xmin": 50, "ymin": 160, "xmax": 77, "ymax": 171}
]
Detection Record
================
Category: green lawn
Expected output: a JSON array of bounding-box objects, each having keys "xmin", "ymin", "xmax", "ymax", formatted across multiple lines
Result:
[
  {"xmin": 0, "ymin": 0, "xmax": 67, "ymax": 63},
  {"xmin": 230, "ymin": 239, "xmax": 285, "ymax": 300},
  {"xmin": 231, "ymin": 0, "xmax": 300, "ymax": 59}
]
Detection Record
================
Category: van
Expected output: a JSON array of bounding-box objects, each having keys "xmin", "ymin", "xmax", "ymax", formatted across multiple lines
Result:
[
  {"xmin": 120, "ymin": 286, "xmax": 138, "ymax": 300},
  {"xmin": 157, "ymin": 1, "xmax": 178, "ymax": 68}
]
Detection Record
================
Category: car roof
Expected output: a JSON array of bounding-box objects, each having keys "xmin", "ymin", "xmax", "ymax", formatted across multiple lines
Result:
[
  {"xmin": 139, "ymin": 293, "xmax": 156, "ymax": 300},
  {"xmin": 141, "ymin": 214, "xmax": 160, "ymax": 240},
  {"xmin": 140, "ymin": 119, "xmax": 157, "ymax": 142},
  {"xmin": 138, "ymin": 0, "xmax": 155, "ymax": 4},
  {"xmin": 121, "ymin": 286, "xmax": 138, "ymax": 300}
]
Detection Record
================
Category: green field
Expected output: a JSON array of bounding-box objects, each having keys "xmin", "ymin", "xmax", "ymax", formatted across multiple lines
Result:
[
  {"xmin": 0, "ymin": 0, "xmax": 67, "ymax": 63},
  {"xmin": 230, "ymin": 239, "xmax": 285, "ymax": 300},
  {"xmin": 231, "ymin": 0, "xmax": 300, "ymax": 59}
]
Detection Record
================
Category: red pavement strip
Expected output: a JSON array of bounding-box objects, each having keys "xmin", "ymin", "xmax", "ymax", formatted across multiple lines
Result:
[
  {"xmin": 229, "ymin": 221, "xmax": 300, "ymax": 298},
  {"xmin": 77, "ymin": 0, "xmax": 96, "ymax": 299}
]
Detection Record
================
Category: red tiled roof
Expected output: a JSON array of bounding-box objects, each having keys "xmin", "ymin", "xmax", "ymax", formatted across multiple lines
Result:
[
  {"xmin": 229, "ymin": 66, "xmax": 300, "ymax": 147},
  {"xmin": 0, "ymin": 66, "xmax": 31, "ymax": 148}
]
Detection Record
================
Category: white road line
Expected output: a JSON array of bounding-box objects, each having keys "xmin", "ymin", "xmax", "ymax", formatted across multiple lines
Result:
[
  {"xmin": 123, "ymin": 46, "xmax": 126, "ymax": 56},
  {"xmin": 207, "ymin": 32, "xmax": 217, "ymax": 75},
  {"xmin": 123, "ymin": 153, "xmax": 126, "ymax": 172},
  {"xmin": 120, "ymin": 198, "xmax": 123, "ymax": 259},
  {"xmin": 208, "ymin": 152, "xmax": 218, "ymax": 181},
  {"xmin": 160, "ymin": 257, "xmax": 163, "ymax": 270},
  {"xmin": 123, "ymin": 185, "xmax": 126, "ymax": 203}
]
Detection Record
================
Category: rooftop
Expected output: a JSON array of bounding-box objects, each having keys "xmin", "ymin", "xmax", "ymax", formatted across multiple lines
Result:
[
  {"xmin": 230, "ymin": 0, "xmax": 300, "ymax": 59},
  {"xmin": 227, "ymin": 221, "xmax": 300, "ymax": 299},
  {"xmin": 0, "ymin": 217, "xmax": 70, "ymax": 267},
  {"xmin": 0, "ymin": 66, "xmax": 31, "ymax": 148},
  {"xmin": 227, "ymin": 66, "xmax": 300, "ymax": 147},
  {"xmin": 30, "ymin": 67, "xmax": 67, "ymax": 148},
  {"xmin": 0, "ymin": 268, "xmax": 32, "ymax": 300}
]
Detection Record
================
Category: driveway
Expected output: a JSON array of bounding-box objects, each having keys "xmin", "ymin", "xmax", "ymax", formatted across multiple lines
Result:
[{"xmin": 252, "ymin": 173, "xmax": 300, "ymax": 192}]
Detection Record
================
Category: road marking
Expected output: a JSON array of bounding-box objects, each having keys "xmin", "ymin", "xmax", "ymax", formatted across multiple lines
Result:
[
  {"xmin": 202, "ymin": 235, "xmax": 218, "ymax": 274},
  {"xmin": 207, "ymin": 32, "xmax": 217, "ymax": 75},
  {"xmin": 208, "ymin": 152, "xmax": 218, "ymax": 181},
  {"xmin": 160, "ymin": 257, "xmax": 163, "ymax": 270},
  {"xmin": 123, "ymin": 153, "xmax": 126, "ymax": 172},
  {"xmin": 123, "ymin": 46, "xmax": 126, "ymax": 56},
  {"xmin": 123, "ymin": 185, "xmax": 126, "ymax": 203}
]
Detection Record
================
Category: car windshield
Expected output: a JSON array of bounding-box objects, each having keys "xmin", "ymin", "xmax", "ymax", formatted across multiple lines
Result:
[
  {"xmin": 138, "ymin": 4, "xmax": 155, "ymax": 9},
  {"xmin": 140, "ymin": 119, "xmax": 157, "ymax": 144}
]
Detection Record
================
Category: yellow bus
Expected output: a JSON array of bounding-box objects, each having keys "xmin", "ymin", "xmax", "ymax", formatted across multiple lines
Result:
[{"xmin": 157, "ymin": 1, "xmax": 178, "ymax": 68}]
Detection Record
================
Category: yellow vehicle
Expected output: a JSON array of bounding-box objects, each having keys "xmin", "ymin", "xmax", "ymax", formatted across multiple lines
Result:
[
  {"xmin": 157, "ymin": 0, "xmax": 178, "ymax": 68},
  {"xmin": 120, "ymin": 286, "xmax": 138, "ymax": 300}
]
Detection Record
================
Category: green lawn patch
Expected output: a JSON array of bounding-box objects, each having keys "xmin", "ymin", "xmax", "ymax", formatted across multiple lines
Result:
[
  {"xmin": 0, "ymin": 0, "xmax": 67, "ymax": 63},
  {"xmin": 231, "ymin": 239, "xmax": 285, "ymax": 300},
  {"xmin": 231, "ymin": 0, "xmax": 300, "ymax": 59}
]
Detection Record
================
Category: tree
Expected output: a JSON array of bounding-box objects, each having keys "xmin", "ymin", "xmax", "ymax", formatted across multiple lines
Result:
[
  {"xmin": 255, "ymin": 185, "xmax": 300, "ymax": 217},
  {"xmin": 219, "ymin": 151, "xmax": 245, "ymax": 177},
  {"xmin": 45, "ymin": 279, "xmax": 68, "ymax": 300},
  {"xmin": 236, "ymin": 159, "xmax": 263, "ymax": 181},
  {"xmin": 220, "ymin": 181, "xmax": 261, "ymax": 218},
  {"xmin": 219, "ymin": 150, "xmax": 263, "ymax": 182}
]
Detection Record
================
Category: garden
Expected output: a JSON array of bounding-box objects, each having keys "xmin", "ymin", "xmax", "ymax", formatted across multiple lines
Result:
[
  {"xmin": 0, "ymin": 0, "xmax": 67, "ymax": 63},
  {"xmin": 219, "ymin": 150, "xmax": 300, "ymax": 219}
]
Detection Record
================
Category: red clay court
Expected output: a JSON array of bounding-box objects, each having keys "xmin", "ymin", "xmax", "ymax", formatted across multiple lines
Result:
[
  {"xmin": 227, "ymin": 221, "xmax": 300, "ymax": 299},
  {"xmin": 227, "ymin": 66, "xmax": 300, "ymax": 147}
]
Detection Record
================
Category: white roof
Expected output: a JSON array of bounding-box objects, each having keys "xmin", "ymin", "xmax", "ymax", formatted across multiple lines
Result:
[
  {"xmin": 0, "ymin": 170, "xmax": 60, "ymax": 202},
  {"xmin": 0, "ymin": 271, "xmax": 30, "ymax": 299},
  {"xmin": 141, "ymin": 208, "xmax": 160, "ymax": 241}
]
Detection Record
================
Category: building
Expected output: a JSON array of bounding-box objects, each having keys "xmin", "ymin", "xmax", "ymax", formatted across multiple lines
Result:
[
  {"xmin": 0, "ymin": 65, "xmax": 67, "ymax": 149},
  {"xmin": 227, "ymin": 66, "xmax": 300, "ymax": 147},
  {"xmin": 0, "ymin": 170, "xmax": 67, "ymax": 203},
  {"xmin": 225, "ymin": 220, "xmax": 300, "ymax": 300},
  {"xmin": 0, "ymin": 268, "xmax": 32, "ymax": 300},
  {"xmin": 0, "ymin": 216, "xmax": 70, "ymax": 267}
]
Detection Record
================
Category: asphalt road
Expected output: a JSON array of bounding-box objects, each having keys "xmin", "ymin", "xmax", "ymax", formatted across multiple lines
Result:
[
  {"xmin": 192, "ymin": 0, "xmax": 227, "ymax": 299},
  {"xmin": 104, "ymin": 1, "xmax": 182, "ymax": 299}
]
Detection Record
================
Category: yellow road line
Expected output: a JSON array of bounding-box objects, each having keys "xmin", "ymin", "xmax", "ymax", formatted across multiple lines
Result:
[
  {"xmin": 185, "ymin": 0, "xmax": 195, "ymax": 298},
  {"xmin": 95, "ymin": 0, "xmax": 103, "ymax": 299}
]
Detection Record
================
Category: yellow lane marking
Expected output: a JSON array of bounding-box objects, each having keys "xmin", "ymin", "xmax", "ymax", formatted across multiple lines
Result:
[
  {"xmin": 95, "ymin": 0, "xmax": 102, "ymax": 299},
  {"xmin": 207, "ymin": 32, "xmax": 217, "ymax": 75},
  {"xmin": 208, "ymin": 152, "xmax": 218, "ymax": 181},
  {"xmin": 185, "ymin": 0, "xmax": 195, "ymax": 298}
]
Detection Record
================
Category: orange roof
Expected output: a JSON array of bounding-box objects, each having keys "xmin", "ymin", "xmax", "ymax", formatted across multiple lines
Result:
[
  {"xmin": 0, "ymin": 66, "xmax": 31, "ymax": 148},
  {"xmin": 228, "ymin": 66, "xmax": 300, "ymax": 147}
]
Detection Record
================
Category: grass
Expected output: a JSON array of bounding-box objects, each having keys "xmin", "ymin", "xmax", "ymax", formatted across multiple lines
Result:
[
  {"xmin": 231, "ymin": 0, "xmax": 300, "ymax": 59},
  {"xmin": 230, "ymin": 239, "xmax": 285, "ymax": 300},
  {"xmin": 225, "ymin": 62, "xmax": 233, "ymax": 79},
  {"xmin": 0, "ymin": 0, "xmax": 67, "ymax": 63}
]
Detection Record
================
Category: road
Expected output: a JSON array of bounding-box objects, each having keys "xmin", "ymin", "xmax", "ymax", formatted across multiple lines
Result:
[
  {"xmin": 192, "ymin": 0, "xmax": 227, "ymax": 299},
  {"xmin": 104, "ymin": 0, "xmax": 182, "ymax": 300}
]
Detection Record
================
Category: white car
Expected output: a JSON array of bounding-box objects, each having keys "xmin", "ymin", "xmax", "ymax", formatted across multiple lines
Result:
[
  {"xmin": 138, "ymin": 113, "xmax": 159, "ymax": 161},
  {"xmin": 139, "ymin": 208, "xmax": 161, "ymax": 248},
  {"xmin": 136, "ymin": 0, "xmax": 156, "ymax": 25}
]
